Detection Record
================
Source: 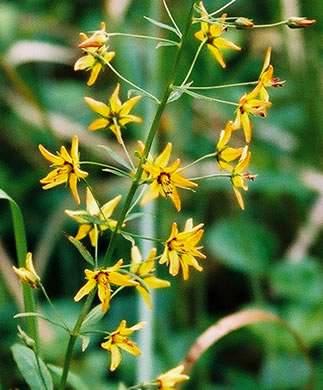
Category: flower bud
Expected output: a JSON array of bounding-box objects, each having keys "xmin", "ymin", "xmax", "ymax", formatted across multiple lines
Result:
[
  {"xmin": 287, "ymin": 17, "xmax": 316, "ymax": 29},
  {"xmin": 17, "ymin": 326, "xmax": 36, "ymax": 350},
  {"xmin": 13, "ymin": 252, "xmax": 40, "ymax": 289},
  {"xmin": 235, "ymin": 17, "xmax": 254, "ymax": 29}
]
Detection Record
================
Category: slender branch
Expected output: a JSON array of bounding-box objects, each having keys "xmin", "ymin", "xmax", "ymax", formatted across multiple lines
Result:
[
  {"xmin": 209, "ymin": 0, "xmax": 238, "ymax": 17},
  {"xmin": 102, "ymin": 1, "xmax": 196, "ymax": 268},
  {"xmin": 186, "ymin": 81, "xmax": 258, "ymax": 90},
  {"xmin": 177, "ymin": 152, "xmax": 218, "ymax": 172},
  {"xmin": 107, "ymin": 32, "xmax": 179, "ymax": 45},
  {"xmin": 180, "ymin": 38, "xmax": 207, "ymax": 86},
  {"xmin": 102, "ymin": 59, "xmax": 160, "ymax": 104},
  {"xmin": 189, "ymin": 173, "xmax": 231, "ymax": 181},
  {"xmin": 59, "ymin": 290, "xmax": 96, "ymax": 390},
  {"xmin": 175, "ymin": 87, "xmax": 239, "ymax": 106},
  {"xmin": 162, "ymin": 0, "xmax": 182, "ymax": 37},
  {"xmin": 120, "ymin": 230, "xmax": 164, "ymax": 243}
]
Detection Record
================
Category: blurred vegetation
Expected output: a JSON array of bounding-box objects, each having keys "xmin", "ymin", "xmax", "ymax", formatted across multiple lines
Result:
[{"xmin": 0, "ymin": 0, "xmax": 322, "ymax": 389}]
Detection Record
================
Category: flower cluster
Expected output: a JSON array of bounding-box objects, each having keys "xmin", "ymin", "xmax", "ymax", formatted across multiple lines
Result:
[{"xmin": 11, "ymin": 2, "xmax": 315, "ymax": 388}]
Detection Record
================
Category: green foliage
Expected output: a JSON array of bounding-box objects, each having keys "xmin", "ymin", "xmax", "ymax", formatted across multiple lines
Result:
[{"xmin": 11, "ymin": 344, "xmax": 53, "ymax": 390}]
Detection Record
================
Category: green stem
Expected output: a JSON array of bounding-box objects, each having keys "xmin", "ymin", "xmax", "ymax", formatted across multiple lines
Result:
[
  {"xmin": 187, "ymin": 81, "xmax": 258, "ymax": 90},
  {"xmin": 176, "ymin": 87, "xmax": 239, "ymax": 106},
  {"xmin": 102, "ymin": 1, "xmax": 197, "ymax": 268},
  {"xmin": 103, "ymin": 59, "xmax": 160, "ymax": 104},
  {"xmin": 34, "ymin": 350, "xmax": 50, "ymax": 390},
  {"xmin": 180, "ymin": 38, "xmax": 207, "ymax": 86},
  {"xmin": 162, "ymin": 0, "xmax": 182, "ymax": 37},
  {"xmin": 189, "ymin": 173, "xmax": 231, "ymax": 181},
  {"xmin": 80, "ymin": 161, "xmax": 131, "ymax": 177},
  {"xmin": 209, "ymin": 0, "xmax": 237, "ymax": 16},
  {"xmin": 120, "ymin": 230, "xmax": 164, "ymax": 243},
  {"xmin": 40, "ymin": 284, "xmax": 70, "ymax": 332},
  {"xmin": 178, "ymin": 152, "xmax": 218, "ymax": 172},
  {"xmin": 59, "ymin": 290, "xmax": 96, "ymax": 390},
  {"xmin": 107, "ymin": 32, "xmax": 179, "ymax": 45},
  {"xmin": 249, "ymin": 20, "xmax": 287, "ymax": 28}
]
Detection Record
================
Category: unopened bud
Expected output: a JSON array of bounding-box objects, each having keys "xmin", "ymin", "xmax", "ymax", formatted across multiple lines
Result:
[
  {"xmin": 287, "ymin": 17, "xmax": 316, "ymax": 29},
  {"xmin": 235, "ymin": 17, "xmax": 254, "ymax": 29},
  {"xmin": 17, "ymin": 326, "xmax": 36, "ymax": 349},
  {"xmin": 13, "ymin": 252, "xmax": 40, "ymax": 289}
]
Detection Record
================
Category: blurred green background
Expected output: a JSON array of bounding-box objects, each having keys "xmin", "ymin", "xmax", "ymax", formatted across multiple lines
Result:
[{"xmin": 0, "ymin": 0, "xmax": 322, "ymax": 389}]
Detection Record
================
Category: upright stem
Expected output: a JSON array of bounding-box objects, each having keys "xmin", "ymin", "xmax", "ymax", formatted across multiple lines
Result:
[
  {"xmin": 59, "ymin": 290, "xmax": 96, "ymax": 390},
  {"xmin": 102, "ymin": 1, "xmax": 196, "ymax": 268}
]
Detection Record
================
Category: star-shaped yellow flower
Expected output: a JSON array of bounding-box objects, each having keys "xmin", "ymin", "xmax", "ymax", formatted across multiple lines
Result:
[
  {"xmin": 74, "ymin": 23, "xmax": 115, "ymax": 86},
  {"xmin": 233, "ymin": 82, "xmax": 272, "ymax": 143},
  {"xmin": 13, "ymin": 252, "xmax": 40, "ymax": 289},
  {"xmin": 194, "ymin": 2, "xmax": 241, "ymax": 68},
  {"xmin": 258, "ymin": 47, "xmax": 285, "ymax": 102},
  {"xmin": 140, "ymin": 143, "xmax": 198, "ymax": 212},
  {"xmin": 65, "ymin": 188, "xmax": 121, "ymax": 247},
  {"xmin": 101, "ymin": 320, "xmax": 146, "ymax": 371},
  {"xmin": 160, "ymin": 218, "xmax": 206, "ymax": 280},
  {"xmin": 74, "ymin": 260, "xmax": 139, "ymax": 312},
  {"xmin": 156, "ymin": 365, "xmax": 189, "ymax": 390},
  {"xmin": 130, "ymin": 246, "xmax": 170, "ymax": 309},
  {"xmin": 84, "ymin": 83, "xmax": 142, "ymax": 144},
  {"xmin": 39, "ymin": 135, "xmax": 88, "ymax": 205},
  {"xmin": 216, "ymin": 121, "xmax": 242, "ymax": 170},
  {"xmin": 229, "ymin": 145, "xmax": 256, "ymax": 210}
]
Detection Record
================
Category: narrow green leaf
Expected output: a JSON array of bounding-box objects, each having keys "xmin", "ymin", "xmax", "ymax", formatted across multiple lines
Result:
[
  {"xmin": 14, "ymin": 312, "xmax": 67, "ymax": 330},
  {"xmin": 65, "ymin": 234, "xmax": 95, "ymax": 266},
  {"xmin": 99, "ymin": 145, "xmax": 132, "ymax": 171},
  {"xmin": 80, "ymin": 335, "xmax": 90, "ymax": 352},
  {"xmin": 102, "ymin": 167, "xmax": 131, "ymax": 178},
  {"xmin": 11, "ymin": 344, "xmax": 53, "ymax": 390},
  {"xmin": 155, "ymin": 41, "xmax": 178, "ymax": 49},
  {"xmin": 81, "ymin": 304, "xmax": 105, "ymax": 332},
  {"xmin": 48, "ymin": 364, "xmax": 88, "ymax": 390},
  {"xmin": 144, "ymin": 16, "xmax": 179, "ymax": 35},
  {"xmin": 121, "ymin": 232, "xmax": 136, "ymax": 247},
  {"xmin": 124, "ymin": 212, "xmax": 147, "ymax": 222},
  {"xmin": 0, "ymin": 189, "xmax": 38, "ymax": 346}
]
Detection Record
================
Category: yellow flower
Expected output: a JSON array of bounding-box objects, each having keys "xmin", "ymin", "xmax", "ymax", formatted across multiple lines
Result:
[
  {"xmin": 258, "ymin": 47, "xmax": 285, "ymax": 102},
  {"xmin": 74, "ymin": 23, "xmax": 114, "ymax": 86},
  {"xmin": 74, "ymin": 47, "xmax": 115, "ymax": 86},
  {"xmin": 229, "ymin": 145, "xmax": 256, "ymax": 210},
  {"xmin": 160, "ymin": 218, "xmax": 206, "ymax": 280},
  {"xmin": 39, "ymin": 135, "xmax": 88, "ymax": 205},
  {"xmin": 78, "ymin": 22, "xmax": 108, "ymax": 49},
  {"xmin": 74, "ymin": 260, "xmax": 139, "ymax": 312},
  {"xmin": 140, "ymin": 143, "xmax": 198, "ymax": 212},
  {"xmin": 216, "ymin": 121, "xmax": 242, "ymax": 170},
  {"xmin": 130, "ymin": 246, "xmax": 170, "ymax": 309},
  {"xmin": 233, "ymin": 82, "xmax": 272, "ymax": 143},
  {"xmin": 84, "ymin": 83, "xmax": 142, "ymax": 144},
  {"xmin": 156, "ymin": 365, "xmax": 189, "ymax": 390},
  {"xmin": 194, "ymin": 2, "xmax": 241, "ymax": 68},
  {"xmin": 13, "ymin": 252, "xmax": 40, "ymax": 289},
  {"xmin": 101, "ymin": 320, "xmax": 146, "ymax": 371},
  {"xmin": 65, "ymin": 188, "xmax": 121, "ymax": 247}
]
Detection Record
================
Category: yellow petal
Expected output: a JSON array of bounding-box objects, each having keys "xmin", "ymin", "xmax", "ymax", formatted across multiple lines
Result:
[
  {"xmin": 213, "ymin": 37, "xmax": 241, "ymax": 51},
  {"xmin": 109, "ymin": 345, "xmax": 122, "ymax": 371},
  {"xmin": 101, "ymin": 195, "xmax": 122, "ymax": 219},
  {"xmin": 169, "ymin": 250, "xmax": 180, "ymax": 276},
  {"xmin": 207, "ymin": 44, "xmax": 226, "ymax": 68},
  {"xmin": 38, "ymin": 144, "xmax": 63, "ymax": 165},
  {"xmin": 84, "ymin": 97, "xmax": 110, "ymax": 116},
  {"xmin": 74, "ymin": 278, "xmax": 96, "ymax": 302},
  {"xmin": 144, "ymin": 276, "xmax": 170, "ymax": 289},
  {"xmin": 74, "ymin": 54, "xmax": 95, "ymax": 71},
  {"xmin": 120, "ymin": 95, "xmax": 142, "ymax": 116},
  {"xmin": 69, "ymin": 173, "xmax": 80, "ymax": 205},
  {"xmin": 109, "ymin": 272, "xmax": 139, "ymax": 287},
  {"xmin": 155, "ymin": 143, "xmax": 172, "ymax": 167},
  {"xmin": 136, "ymin": 285, "xmax": 152, "ymax": 309},
  {"xmin": 87, "ymin": 63, "xmax": 101, "ymax": 86},
  {"xmin": 109, "ymin": 83, "xmax": 122, "ymax": 113},
  {"xmin": 233, "ymin": 186, "xmax": 245, "ymax": 210},
  {"xmin": 75, "ymin": 224, "xmax": 92, "ymax": 240},
  {"xmin": 88, "ymin": 118, "xmax": 110, "ymax": 131}
]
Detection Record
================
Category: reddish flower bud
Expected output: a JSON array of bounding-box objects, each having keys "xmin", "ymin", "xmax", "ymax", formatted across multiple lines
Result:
[{"xmin": 287, "ymin": 17, "xmax": 316, "ymax": 29}]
